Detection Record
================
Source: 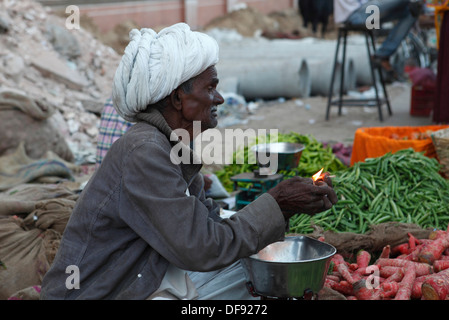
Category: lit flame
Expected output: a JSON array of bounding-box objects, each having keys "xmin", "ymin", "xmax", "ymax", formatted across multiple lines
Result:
[{"xmin": 312, "ymin": 168, "xmax": 324, "ymax": 181}]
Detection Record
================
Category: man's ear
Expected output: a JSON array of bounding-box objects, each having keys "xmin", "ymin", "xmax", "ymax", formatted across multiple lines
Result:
[{"xmin": 169, "ymin": 89, "xmax": 183, "ymax": 111}]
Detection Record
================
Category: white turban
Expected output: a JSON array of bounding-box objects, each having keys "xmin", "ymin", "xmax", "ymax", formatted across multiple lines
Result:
[{"xmin": 112, "ymin": 23, "xmax": 219, "ymax": 122}]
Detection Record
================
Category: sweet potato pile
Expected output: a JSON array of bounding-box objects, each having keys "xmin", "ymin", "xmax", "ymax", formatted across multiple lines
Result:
[{"xmin": 323, "ymin": 224, "xmax": 449, "ymax": 300}]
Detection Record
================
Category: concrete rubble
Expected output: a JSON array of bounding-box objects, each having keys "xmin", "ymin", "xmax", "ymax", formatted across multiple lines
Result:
[{"xmin": 0, "ymin": 0, "xmax": 120, "ymax": 166}]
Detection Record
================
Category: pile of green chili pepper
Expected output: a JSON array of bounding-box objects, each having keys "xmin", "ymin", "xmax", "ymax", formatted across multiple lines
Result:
[
  {"xmin": 214, "ymin": 132, "xmax": 347, "ymax": 192},
  {"xmin": 289, "ymin": 148, "xmax": 449, "ymax": 234}
]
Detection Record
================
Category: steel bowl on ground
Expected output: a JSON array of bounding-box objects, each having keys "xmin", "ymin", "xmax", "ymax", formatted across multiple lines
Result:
[
  {"xmin": 241, "ymin": 236, "xmax": 336, "ymax": 298},
  {"xmin": 251, "ymin": 142, "xmax": 305, "ymax": 172}
]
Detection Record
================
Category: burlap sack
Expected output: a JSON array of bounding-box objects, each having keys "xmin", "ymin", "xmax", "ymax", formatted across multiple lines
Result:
[
  {"xmin": 22, "ymin": 198, "xmax": 75, "ymax": 234},
  {"xmin": 307, "ymin": 222, "xmax": 434, "ymax": 255},
  {"xmin": 0, "ymin": 183, "xmax": 78, "ymax": 216},
  {"xmin": 0, "ymin": 217, "xmax": 61, "ymax": 300},
  {"xmin": 0, "ymin": 143, "xmax": 75, "ymax": 191},
  {"xmin": 0, "ymin": 190, "xmax": 77, "ymax": 299}
]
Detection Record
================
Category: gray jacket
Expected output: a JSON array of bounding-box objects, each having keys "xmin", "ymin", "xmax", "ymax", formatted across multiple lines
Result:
[{"xmin": 40, "ymin": 109, "xmax": 285, "ymax": 299}]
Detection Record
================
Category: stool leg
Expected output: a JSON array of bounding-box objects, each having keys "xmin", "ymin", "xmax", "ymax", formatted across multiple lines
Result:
[
  {"xmin": 365, "ymin": 31, "xmax": 383, "ymax": 121},
  {"xmin": 338, "ymin": 29, "xmax": 347, "ymax": 116},
  {"xmin": 369, "ymin": 32, "xmax": 392, "ymax": 116},
  {"xmin": 326, "ymin": 28, "xmax": 342, "ymax": 120}
]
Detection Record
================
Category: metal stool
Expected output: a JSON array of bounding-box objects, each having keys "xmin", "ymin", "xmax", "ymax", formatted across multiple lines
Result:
[{"xmin": 326, "ymin": 24, "xmax": 392, "ymax": 121}]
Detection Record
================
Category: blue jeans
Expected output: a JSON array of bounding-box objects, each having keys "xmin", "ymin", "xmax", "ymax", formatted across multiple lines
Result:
[{"xmin": 345, "ymin": 0, "xmax": 418, "ymax": 58}]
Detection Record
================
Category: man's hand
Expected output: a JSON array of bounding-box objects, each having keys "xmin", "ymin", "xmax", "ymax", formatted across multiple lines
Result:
[
  {"xmin": 267, "ymin": 174, "xmax": 338, "ymax": 220},
  {"xmin": 203, "ymin": 175, "xmax": 213, "ymax": 191}
]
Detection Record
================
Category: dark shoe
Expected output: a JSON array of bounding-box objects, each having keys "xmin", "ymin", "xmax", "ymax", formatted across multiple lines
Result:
[
  {"xmin": 371, "ymin": 55, "xmax": 392, "ymax": 70},
  {"xmin": 371, "ymin": 55, "xmax": 402, "ymax": 83}
]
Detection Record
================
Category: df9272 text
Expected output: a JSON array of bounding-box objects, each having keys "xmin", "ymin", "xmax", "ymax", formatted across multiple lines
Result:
[{"xmin": 225, "ymin": 304, "xmax": 267, "ymax": 315}]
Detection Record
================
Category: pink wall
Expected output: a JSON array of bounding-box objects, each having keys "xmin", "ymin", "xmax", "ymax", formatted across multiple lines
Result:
[
  {"xmin": 244, "ymin": 0, "xmax": 294, "ymax": 13},
  {"xmin": 79, "ymin": 1, "xmax": 185, "ymax": 32},
  {"xmin": 196, "ymin": 1, "xmax": 227, "ymax": 30},
  {"xmin": 77, "ymin": 0, "xmax": 296, "ymax": 32}
]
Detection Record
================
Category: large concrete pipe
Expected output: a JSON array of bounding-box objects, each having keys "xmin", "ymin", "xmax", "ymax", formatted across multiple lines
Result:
[
  {"xmin": 217, "ymin": 76, "xmax": 240, "ymax": 94},
  {"xmin": 218, "ymin": 37, "xmax": 336, "ymax": 60},
  {"xmin": 342, "ymin": 58, "xmax": 357, "ymax": 92},
  {"xmin": 307, "ymin": 58, "xmax": 341, "ymax": 96},
  {"xmin": 304, "ymin": 58, "xmax": 356, "ymax": 96},
  {"xmin": 217, "ymin": 36, "xmax": 375, "ymax": 87},
  {"xmin": 216, "ymin": 56, "xmax": 354, "ymax": 98},
  {"xmin": 343, "ymin": 36, "xmax": 373, "ymax": 86},
  {"xmin": 216, "ymin": 57, "xmax": 311, "ymax": 100}
]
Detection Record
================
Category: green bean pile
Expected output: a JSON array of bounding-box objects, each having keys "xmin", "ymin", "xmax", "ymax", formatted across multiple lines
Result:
[
  {"xmin": 214, "ymin": 132, "xmax": 347, "ymax": 192},
  {"xmin": 289, "ymin": 149, "xmax": 449, "ymax": 234}
]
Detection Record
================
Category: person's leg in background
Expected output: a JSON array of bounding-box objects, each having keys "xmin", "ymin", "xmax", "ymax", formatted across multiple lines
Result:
[
  {"xmin": 345, "ymin": 0, "xmax": 419, "ymax": 74},
  {"xmin": 372, "ymin": 0, "xmax": 419, "ymax": 61}
]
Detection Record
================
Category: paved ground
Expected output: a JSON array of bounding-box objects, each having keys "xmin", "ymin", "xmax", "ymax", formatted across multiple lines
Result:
[{"xmin": 225, "ymin": 82, "xmax": 432, "ymax": 143}]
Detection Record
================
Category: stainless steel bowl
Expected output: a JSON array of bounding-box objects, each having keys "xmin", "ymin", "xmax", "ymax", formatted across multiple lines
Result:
[
  {"xmin": 251, "ymin": 142, "xmax": 305, "ymax": 172},
  {"xmin": 241, "ymin": 236, "xmax": 336, "ymax": 298}
]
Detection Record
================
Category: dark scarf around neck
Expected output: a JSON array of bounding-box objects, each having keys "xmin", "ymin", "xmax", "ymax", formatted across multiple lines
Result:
[{"xmin": 135, "ymin": 108, "xmax": 202, "ymax": 184}]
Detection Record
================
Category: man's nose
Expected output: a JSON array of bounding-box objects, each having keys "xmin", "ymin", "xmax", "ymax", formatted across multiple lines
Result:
[{"xmin": 215, "ymin": 91, "xmax": 224, "ymax": 105}]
